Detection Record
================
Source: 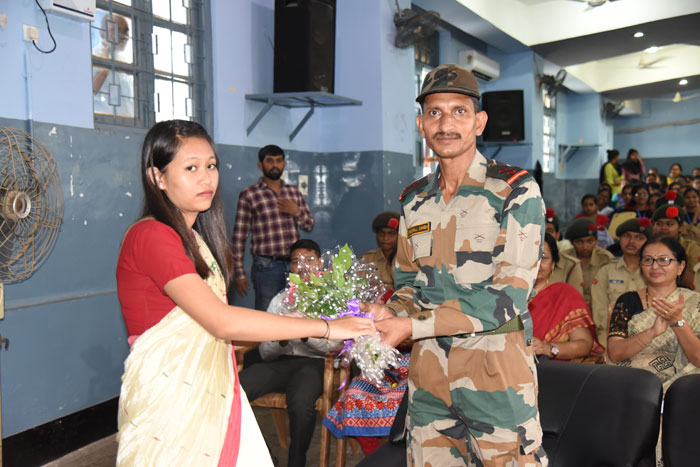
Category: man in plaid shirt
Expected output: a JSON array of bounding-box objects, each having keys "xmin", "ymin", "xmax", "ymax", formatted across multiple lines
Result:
[{"xmin": 232, "ymin": 145, "xmax": 314, "ymax": 311}]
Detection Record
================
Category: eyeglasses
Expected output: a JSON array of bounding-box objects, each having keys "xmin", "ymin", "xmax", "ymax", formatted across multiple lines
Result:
[{"xmin": 640, "ymin": 256, "xmax": 678, "ymax": 267}]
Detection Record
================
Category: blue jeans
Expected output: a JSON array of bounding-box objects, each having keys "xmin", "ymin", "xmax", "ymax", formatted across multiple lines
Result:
[{"xmin": 251, "ymin": 255, "xmax": 289, "ymax": 311}]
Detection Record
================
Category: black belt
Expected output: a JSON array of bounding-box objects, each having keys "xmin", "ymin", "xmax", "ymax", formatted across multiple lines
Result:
[{"xmin": 257, "ymin": 254, "xmax": 291, "ymax": 262}]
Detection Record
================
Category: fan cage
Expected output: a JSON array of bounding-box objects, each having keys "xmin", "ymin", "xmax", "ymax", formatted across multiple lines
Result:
[{"xmin": 0, "ymin": 127, "xmax": 63, "ymax": 283}]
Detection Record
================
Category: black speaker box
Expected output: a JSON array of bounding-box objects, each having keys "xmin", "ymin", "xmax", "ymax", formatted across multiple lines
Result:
[
  {"xmin": 274, "ymin": 0, "xmax": 336, "ymax": 93},
  {"xmin": 482, "ymin": 90, "xmax": 525, "ymax": 142}
]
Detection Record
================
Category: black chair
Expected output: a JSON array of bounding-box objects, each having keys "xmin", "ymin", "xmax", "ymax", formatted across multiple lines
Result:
[
  {"xmin": 538, "ymin": 361, "xmax": 661, "ymax": 466},
  {"xmin": 662, "ymin": 373, "xmax": 700, "ymax": 467},
  {"xmin": 358, "ymin": 361, "xmax": 663, "ymax": 467}
]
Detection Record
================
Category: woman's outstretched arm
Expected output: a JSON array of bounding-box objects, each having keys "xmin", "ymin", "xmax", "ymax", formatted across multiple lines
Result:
[{"xmin": 165, "ymin": 274, "xmax": 375, "ymax": 341}]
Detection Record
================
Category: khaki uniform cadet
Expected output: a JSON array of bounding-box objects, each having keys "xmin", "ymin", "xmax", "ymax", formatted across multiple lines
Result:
[
  {"xmin": 562, "ymin": 219, "xmax": 615, "ymax": 311},
  {"xmin": 359, "ymin": 211, "xmax": 400, "ymax": 292},
  {"xmin": 590, "ymin": 218, "xmax": 651, "ymax": 347},
  {"xmin": 546, "ymin": 209, "xmax": 584, "ymax": 294},
  {"xmin": 551, "ymin": 251, "xmax": 584, "ymax": 295},
  {"xmin": 387, "ymin": 64, "xmax": 547, "ymax": 467}
]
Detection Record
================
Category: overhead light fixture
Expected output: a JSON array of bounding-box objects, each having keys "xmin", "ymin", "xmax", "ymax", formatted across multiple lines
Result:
[
  {"xmin": 644, "ymin": 46, "xmax": 659, "ymax": 53},
  {"xmin": 634, "ymin": 32, "xmax": 644, "ymax": 38},
  {"xmin": 679, "ymin": 79, "xmax": 688, "ymax": 86},
  {"xmin": 673, "ymin": 92, "xmax": 681, "ymax": 103}
]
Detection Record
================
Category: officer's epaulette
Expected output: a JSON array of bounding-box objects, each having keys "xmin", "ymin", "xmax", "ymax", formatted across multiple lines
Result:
[
  {"xmin": 398, "ymin": 174, "xmax": 432, "ymax": 202},
  {"xmin": 485, "ymin": 159, "xmax": 531, "ymax": 187}
]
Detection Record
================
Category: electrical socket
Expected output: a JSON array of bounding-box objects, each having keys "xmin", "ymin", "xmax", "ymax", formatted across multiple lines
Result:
[
  {"xmin": 298, "ymin": 175, "xmax": 309, "ymax": 196},
  {"xmin": 23, "ymin": 24, "xmax": 38, "ymax": 42}
]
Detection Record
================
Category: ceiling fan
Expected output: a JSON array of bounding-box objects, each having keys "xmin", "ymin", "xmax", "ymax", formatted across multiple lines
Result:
[
  {"xmin": 569, "ymin": 0, "xmax": 619, "ymax": 9},
  {"xmin": 637, "ymin": 53, "xmax": 670, "ymax": 69}
]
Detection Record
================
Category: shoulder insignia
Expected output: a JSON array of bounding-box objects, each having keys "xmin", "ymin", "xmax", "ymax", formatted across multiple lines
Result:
[
  {"xmin": 399, "ymin": 174, "xmax": 431, "ymax": 202},
  {"xmin": 485, "ymin": 159, "xmax": 532, "ymax": 187}
]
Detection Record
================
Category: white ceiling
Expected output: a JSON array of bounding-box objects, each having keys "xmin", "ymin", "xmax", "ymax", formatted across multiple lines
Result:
[{"xmin": 413, "ymin": 0, "xmax": 700, "ymax": 100}]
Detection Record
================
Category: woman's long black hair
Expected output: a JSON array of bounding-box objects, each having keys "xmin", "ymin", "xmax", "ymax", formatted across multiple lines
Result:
[{"xmin": 140, "ymin": 120, "xmax": 234, "ymax": 284}]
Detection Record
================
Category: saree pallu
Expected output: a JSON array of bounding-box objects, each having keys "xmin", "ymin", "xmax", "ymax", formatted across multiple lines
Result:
[
  {"xmin": 117, "ymin": 232, "xmax": 271, "ymax": 466},
  {"xmin": 614, "ymin": 288, "xmax": 700, "ymax": 390},
  {"xmin": 529, "ymin": 282, "xmax": 605, "ymax": 359}
]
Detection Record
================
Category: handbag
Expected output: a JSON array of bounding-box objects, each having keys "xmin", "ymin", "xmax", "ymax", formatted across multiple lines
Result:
[{"xmin": 388, "ymin": 391, "xmax": 408, "ymax": 444}]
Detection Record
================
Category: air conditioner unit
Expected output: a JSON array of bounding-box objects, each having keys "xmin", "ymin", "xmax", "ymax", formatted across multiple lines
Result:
[
  {"xmin": 458, "ymin": 49, "xmax": 500, "ymax": 82},
  {"xmin": 40, "ymin": 0, "xmax": 96, "ymax": 21},
  {"xmin": 619, "ymin": 99, "xmax": 642, "ymax": 116}
]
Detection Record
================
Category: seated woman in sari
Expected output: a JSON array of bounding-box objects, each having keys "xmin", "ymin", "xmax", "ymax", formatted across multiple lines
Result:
[
  {"xmin": 530, "ymin": 233, "xmax": 604, "ymax": 362},
  {"xmin": 607, "ymin": 236, "xmax": 700, "ymax": 389},
  {"xmin": 115, "ymin": 120, "xmax": 375, "ymax": 466}
]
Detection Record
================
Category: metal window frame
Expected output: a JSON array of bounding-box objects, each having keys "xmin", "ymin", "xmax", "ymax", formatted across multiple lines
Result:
[{"xmin": 92, "ymin": 0, "xmax": 207, "ymax": 129}]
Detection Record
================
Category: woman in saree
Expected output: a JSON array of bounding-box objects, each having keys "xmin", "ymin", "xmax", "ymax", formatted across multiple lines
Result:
[
  {"xmin": 607, "ymin": 236, "xmax": 700, "ymax": 389},
  {"xmin": 529, "ymin": 233, "xmax": 604, "ymax": 362},
  {"xmin": 115, "ymin": 120, "xmax": 375, "ymax": 466}
]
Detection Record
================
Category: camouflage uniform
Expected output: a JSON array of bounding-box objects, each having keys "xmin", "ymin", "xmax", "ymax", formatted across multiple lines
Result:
[
  {"xmin": 590, "ymin": 258, "xmax": 645, "ymax": 347},
  {"xmin": 386, "ymin": 150, "xmax": 547, "ymax": 466},
  {"xmin": 550, "ymin": 250, "xmax": 584, "ymax": 295}
]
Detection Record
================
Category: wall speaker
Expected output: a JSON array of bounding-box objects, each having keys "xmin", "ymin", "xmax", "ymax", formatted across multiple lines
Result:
[
  {"xmin": 482, "ymin": 90, "xmax": 525, "ymax": 142},
  {"xmin": 274, "ymin": 0, "xmax": 336, "ymax": 93}
]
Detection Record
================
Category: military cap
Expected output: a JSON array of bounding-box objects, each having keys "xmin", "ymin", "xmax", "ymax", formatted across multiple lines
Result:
[
  {"xmin": 566, "ymin": 217, "xmax": 598, "ymax": 240},
  {"xmin": 654, "ymin": 190, "xmax": 685, "ymax": 209},
  {"xmin": 372, "ymin": 211, "xmax": 400, "ymax": 232},
  {"xmin": 545, "ymin": 208, "xmax": 560, "ymax": 231},
  {"xmin": 615, "ymin": 217, "xmax": 653, "ymax": 238},
  {"xmin": 652, "ymin": 204, "xmax": 685, "ymax": 224},
  {"xmin": 416, "ymin": 64, "xmax": 480, "ymax": 104}
]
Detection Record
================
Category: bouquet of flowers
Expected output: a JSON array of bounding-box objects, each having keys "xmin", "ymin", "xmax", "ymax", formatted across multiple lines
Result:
[{"xmin": 283, "ymin": 244, "xmax": 400, "ymax": 385}]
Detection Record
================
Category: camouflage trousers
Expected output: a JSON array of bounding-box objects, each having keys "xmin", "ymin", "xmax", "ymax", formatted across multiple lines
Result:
[{"xmin": 406, "ymin": 330, "xmax": 548, "ymax": 467}]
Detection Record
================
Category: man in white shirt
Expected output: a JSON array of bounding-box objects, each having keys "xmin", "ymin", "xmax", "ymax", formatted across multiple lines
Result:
[{"xmin": 239, "ymin": 239, "xmax": 340, "ymax": 467}]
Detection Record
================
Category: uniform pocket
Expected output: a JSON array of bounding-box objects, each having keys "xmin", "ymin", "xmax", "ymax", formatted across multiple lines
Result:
[
  {"xmin": 453, "ymin": 223, "xmax": 499, "ymax": 284},
  {"xmin": 410, "ymin": 232, "xmax": 432, "ymax": 262}
]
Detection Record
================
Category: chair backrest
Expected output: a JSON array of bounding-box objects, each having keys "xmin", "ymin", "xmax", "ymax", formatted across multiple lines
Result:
[
  {"xmin": 662, "ymin": 374, "xmax": 700, "ymax": 467},
  {"xmin": 538, "ymin": 361, "xmax": 662, "ymax": 467}
]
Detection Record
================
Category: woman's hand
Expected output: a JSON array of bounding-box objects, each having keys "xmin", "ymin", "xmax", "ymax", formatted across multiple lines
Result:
[
  {"xmin": 650, "ymin": 314, "xmax": 669, "ymax": 337},
  {"xmin": 531, "ymin": 337, "xmax": 549, "ymax": 356},
  {"xmin": 327, "ymin": 316, "xmax": 375, "ymax": 340},
  {"xmin": 651, "ymin": 293, "xmax": 684, "ymax": 323}
]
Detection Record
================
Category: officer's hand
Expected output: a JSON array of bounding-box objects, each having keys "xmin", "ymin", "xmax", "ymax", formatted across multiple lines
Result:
[
  {"xmin": 234, "ymin": 277, "xmax": 250, "ymax": 296},
  {"xmin": 376, "ymin": 317, "xmax": 412, "ymax": 348},
  {"xmin": 277, "ymin": 198, "xmax": 300, "ymax": 216},
  {"xmin": 359, "ymin": 302, "xmax": 394, "ymax": 321}
]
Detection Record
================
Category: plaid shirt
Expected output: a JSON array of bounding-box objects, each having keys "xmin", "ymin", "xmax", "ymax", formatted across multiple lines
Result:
[{"xmin": 232, "ymin": 178, "xmax": 314, "ymax": 279}]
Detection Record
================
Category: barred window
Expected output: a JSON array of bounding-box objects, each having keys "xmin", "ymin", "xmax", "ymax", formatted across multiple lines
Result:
[{"xmin": 90, "ymin": 0, "xmax": 204, "ymax": 127}]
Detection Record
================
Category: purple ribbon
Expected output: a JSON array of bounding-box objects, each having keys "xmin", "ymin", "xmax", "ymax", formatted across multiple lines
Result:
[{"xmin": 333, "ymin": 299, "xmax": 375, "ymax": 390}]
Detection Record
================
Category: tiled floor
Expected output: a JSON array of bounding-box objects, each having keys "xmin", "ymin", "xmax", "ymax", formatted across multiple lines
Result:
[{"xmin": 42, "ymin": 407, "xmax": 367, "ymax": 467}]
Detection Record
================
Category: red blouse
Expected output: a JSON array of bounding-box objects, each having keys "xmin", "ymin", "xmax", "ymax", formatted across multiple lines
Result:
[{"xmin": 116, "ymin": 219, "xmax": 197, "ymax": 336}]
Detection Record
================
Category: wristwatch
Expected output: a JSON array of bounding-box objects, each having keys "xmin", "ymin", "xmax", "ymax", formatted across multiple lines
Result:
[
  {"xmin": 671, "ymin": 319, "xmax": 685, "ymax": 327},
  {"xmin": 549, "ymin": 343, "xmax": 560, "ymax": 358}
]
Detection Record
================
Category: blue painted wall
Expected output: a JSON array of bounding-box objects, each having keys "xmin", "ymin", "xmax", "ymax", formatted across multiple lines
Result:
[
  {"xmin": 0, "ymin": 0, "xmax": 416, "ymax": 438},
  {"xmin": 613, "ymin": 92, "xmax": 700, "ymax": 164}
]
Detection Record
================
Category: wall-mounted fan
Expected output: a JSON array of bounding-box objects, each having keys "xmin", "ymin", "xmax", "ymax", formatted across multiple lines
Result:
[
  {"xmin": 602, "ymin": 100, "xmax": 625, "ymax": 120},
  {"xmin": 0, "ymin": 127, "xmax": 63, "ymax": 302},
  {"xmin": 537, "ymin": 69, "xmax": 567, "ymax": 97},
  {"xmin": 393, "ymin": 1, "xmax": 440, "ymax": 49}
]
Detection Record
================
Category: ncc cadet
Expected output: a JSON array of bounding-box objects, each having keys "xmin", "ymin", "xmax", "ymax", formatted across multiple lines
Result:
[
  {"xmin": 365, "ymin": 64, "xmax": 547, "ymax": 466},
  {"xmin": 652, "ymin": 202, "xmax": 700, "ymax": 290},
  {"xmin": 545, "ymin": 208, "xmax": 584, "ymax": 294},
  {"xmin": 562, "ymin": 218, "xmax": 615, "ymax": 311},
  {"xmin": 591, "ymin": 218, "xmax": 650, "ymax": 347}
]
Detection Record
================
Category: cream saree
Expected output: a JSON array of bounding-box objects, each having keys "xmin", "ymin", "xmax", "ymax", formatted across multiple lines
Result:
[
  {"xmin": 117, "ymin": 232, "xmax": 271, "ymax": 466},
  {"xmin": 613, "ymin": 288, "xmax": 700, "ymax": 391}
]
